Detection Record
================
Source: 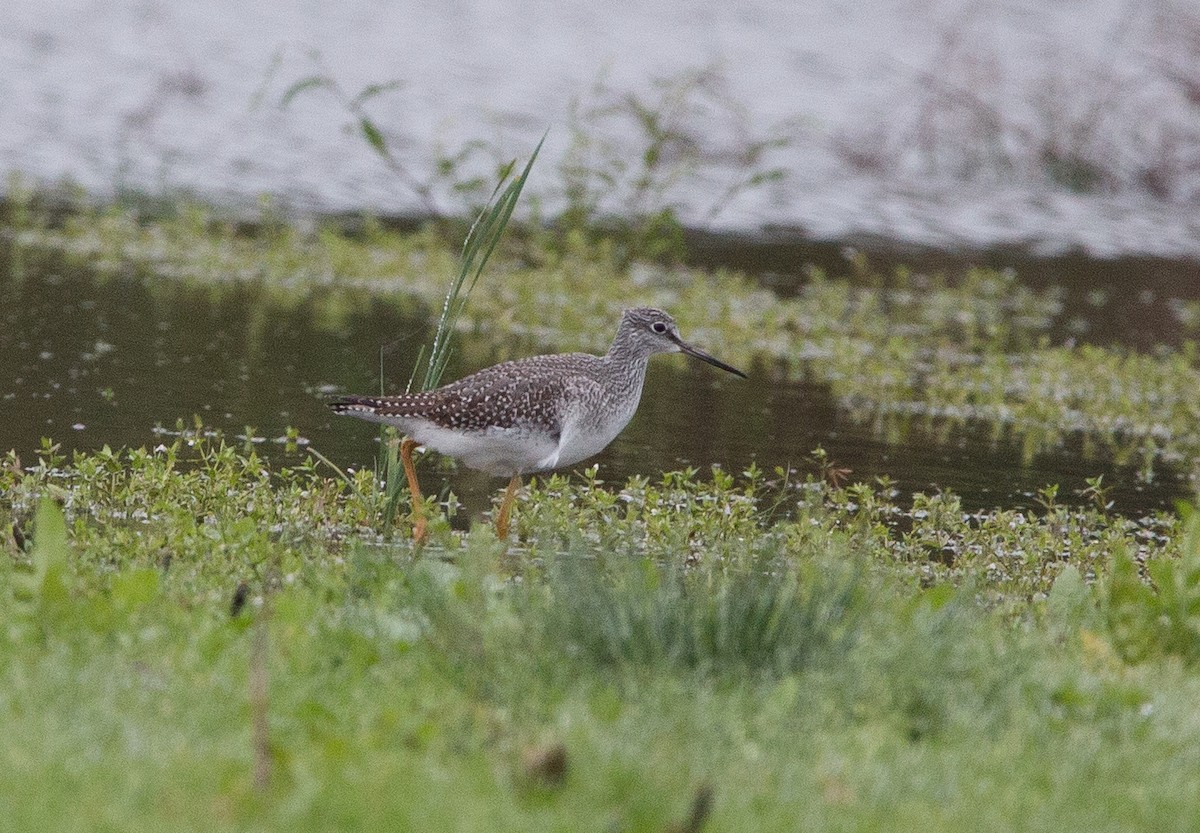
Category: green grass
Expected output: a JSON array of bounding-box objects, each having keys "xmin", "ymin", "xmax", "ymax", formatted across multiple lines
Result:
[
  {"xmin": 4, "ymin": 192, "xmax": 1200, "ymax": 829},
  {"xmin": 2, "ymin": 437, "xmax": 1200, "ymax": 830},
  {"xmin": 373, "ymin": 136, "xmax": 542, "ymax": 534}
]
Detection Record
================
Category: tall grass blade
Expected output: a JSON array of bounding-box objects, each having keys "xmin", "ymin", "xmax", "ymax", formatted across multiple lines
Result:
[
  {"xmin": 378, "ymin": 134, "xmax": 545, "ymax": 533},
  {"xmin": 421, "ymin": 133, "xmax": 546, "ymax": 392},
  {"xmin": 359, "ymin": 117, "xmax": 389, "ymax": 157},
  {"xmin": 304, "ymin": 446, "xmax": 352, "ymax": 486}
]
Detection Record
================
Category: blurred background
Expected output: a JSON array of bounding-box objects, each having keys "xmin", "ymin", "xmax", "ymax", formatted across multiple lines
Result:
[{"xmin": 4, "ymin": 0, "xmax": 1198, "ymax": 255}]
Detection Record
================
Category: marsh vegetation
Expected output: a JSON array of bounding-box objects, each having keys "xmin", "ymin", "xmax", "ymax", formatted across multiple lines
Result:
[{"xmin": 3, "ymin": 180, "xmax": 1200, "ymax": 829}]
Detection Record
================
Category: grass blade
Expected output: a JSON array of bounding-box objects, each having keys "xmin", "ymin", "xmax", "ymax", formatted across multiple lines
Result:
[
  {"xmin": 374, "ymin": 134, "xmax": 545, "ymax": 533},
  {"xmin": 421, "ymin": 133, "xmax": 546, "ymax": 392},
  {"xmin": 279, "ymin": 75, "xmax": 333, "ymax": 108}
]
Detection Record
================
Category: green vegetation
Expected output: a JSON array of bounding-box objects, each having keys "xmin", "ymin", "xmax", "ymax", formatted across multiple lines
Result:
[
  {"xmin": 276, "ymin": 65, "xmax": 789, "ymax": 264},
  {"xmin": 4, "ymin": 186, "xmax": 1200, "ymax": 828},
  {"xmin": 5, "ymin": 190, "xmax": 1200, "ymax": 489},
  {"xmin": 0, "ymin": 435, "xmax": 1198, "ymax": 830},
  {"xmin": 370, "ymin": 136, "xmax": 541, "ymax": 536}
]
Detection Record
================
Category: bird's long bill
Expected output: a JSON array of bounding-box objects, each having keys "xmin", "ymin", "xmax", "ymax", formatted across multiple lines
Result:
[{"xmin": 676, "ymin": 338, "xmax": 748, "ymax": 378}]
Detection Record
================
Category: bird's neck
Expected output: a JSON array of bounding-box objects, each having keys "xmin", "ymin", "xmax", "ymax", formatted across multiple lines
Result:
[
  {"xmin": 597, "ymin": 350, "xmax": 650, "ymax": 424},
  {"xmin": 600, "ymin": 349, "xmax": 649, "ymax": 376},
  {"xmin": 604, "ymin": 320, "xmax": 648, "ymax": 365},
  {"xmin": 601, "ymin": 329, "xmax": 649, "ymax": 390},
  {"xmin": 602, "ymin": 321, "xmax": 653, "ymax": 408}
]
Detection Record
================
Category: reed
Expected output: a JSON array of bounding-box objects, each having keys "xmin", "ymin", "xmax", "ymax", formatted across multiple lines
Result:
[{"xmin": 379, "ymin": 136, "xmax": 545, "ymax": 535}]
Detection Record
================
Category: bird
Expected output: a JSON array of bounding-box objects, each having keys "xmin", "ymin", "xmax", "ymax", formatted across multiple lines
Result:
[{"xmin": 327, "ymin": 307, "xmax": 746, "ymax": 541}]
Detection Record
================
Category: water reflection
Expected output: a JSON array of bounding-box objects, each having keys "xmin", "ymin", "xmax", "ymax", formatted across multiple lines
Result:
[{"xmin": 0, "ymin": 245, "xmax": 1186, "ymax": 518}]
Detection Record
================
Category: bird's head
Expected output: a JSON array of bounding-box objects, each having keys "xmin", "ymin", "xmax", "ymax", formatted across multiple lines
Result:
[{"xmin": 616, "ymin": 308, "xmax": 747, "ymax": 378}]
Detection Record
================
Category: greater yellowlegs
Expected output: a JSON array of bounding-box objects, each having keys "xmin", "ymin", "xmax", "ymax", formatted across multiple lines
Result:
[{"xmin": 328, "ymin": 307, "xmax": 746, "ymax": 540}]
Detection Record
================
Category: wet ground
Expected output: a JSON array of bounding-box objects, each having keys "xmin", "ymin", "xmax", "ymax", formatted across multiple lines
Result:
[
  {"xmin": 1, "ymin": 242, "xmax": 1189, "ymax": 518},
  {"xmin": 683, "ymin": 229, "xmax": 1200, "ymax": 352}
]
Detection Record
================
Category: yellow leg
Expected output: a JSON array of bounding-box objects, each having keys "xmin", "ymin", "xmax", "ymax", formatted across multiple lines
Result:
[
  {"xmin": 495, "ymin": 474, "xmax": 522, "ymax": 539},
  {"xmin": 400, "ymin": 437, "xmax": 428, "ymax": 544}
]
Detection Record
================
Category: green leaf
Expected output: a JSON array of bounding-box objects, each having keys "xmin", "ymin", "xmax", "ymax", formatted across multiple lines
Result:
[
  {"xmin": 279, "ymin": 75, "xmax": 332, "ymax": 108},
  {"xmin": 1047, "ymin": 564, "xmax": 1090, "ymax": 630},
  {"xmin": 1106, "ymin": 546, "xmax": 1158, "ymax": 664},
  {"xmin": 919, "ymin": 583, "xmax": 956, "ymax": 611},
  {"xmin": 18, "ymin": 496, "xmax": 74, "ymax": 619},
  {"xmin": 359, "ymin": 117, "xmax": 389, "ymax": 157},
  {"xmin": 1178, "ymin": 500, "xmax": 1200, "ymax": 560},
  {"xmin": 34, "ymin": 496, "xmax": 69, "ymax": 592},
  {"xmin": 351, "ymin": 80, "xmax": 404, "ymax": 105}
]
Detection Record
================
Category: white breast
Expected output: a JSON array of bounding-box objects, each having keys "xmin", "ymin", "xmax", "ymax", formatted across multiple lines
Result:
[{"xmin": 550, "ymin": 379, "xmax": 644, "ymax": 470}]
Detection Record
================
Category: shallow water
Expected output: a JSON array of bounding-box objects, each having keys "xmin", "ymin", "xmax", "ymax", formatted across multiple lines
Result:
[
  {"xmin": 6, "ymin": 0, "xmax": 1199, "ymax": 259},
  {"xmin": 684, "ymin": 229, "xmax": 1200, "ymax": 351},
  {"xmin": 0, "ymin": 244, "xmax": 1187, "ymax": 519}
]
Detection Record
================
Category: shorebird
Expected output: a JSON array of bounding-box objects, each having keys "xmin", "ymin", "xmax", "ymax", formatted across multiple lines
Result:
[{"xmin": 328, "ymin": 307, "xmax": 746, "ymax": 541}]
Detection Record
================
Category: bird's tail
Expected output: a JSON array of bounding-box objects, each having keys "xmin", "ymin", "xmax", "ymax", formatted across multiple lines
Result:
[
  {"xmin": 326, "ymin": 394, "xmax": 413, "ymax": 424},
  {"xmin": 328, "ymin": 395, "xmax": 382, "ymax": 414}
]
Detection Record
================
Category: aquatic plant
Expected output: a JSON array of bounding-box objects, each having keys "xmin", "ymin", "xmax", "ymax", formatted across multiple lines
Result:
[
  {"xmin": 551, "ymin": 66, "xmax": 790, "ymax": 264},
  {"xmin": 11, "ymin": 199, "xmax": 1198, "ymax": 494},
  {"xmin": 833, "ymin": 3, "xmax": 1200, "ymax": 201},
  {"xmin": 1, "ymin": 438, "xmax": 1199, "ymax": 830}
]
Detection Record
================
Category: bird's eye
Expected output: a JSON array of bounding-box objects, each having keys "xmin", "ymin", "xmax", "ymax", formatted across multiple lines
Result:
[{"xmin": 651, "ymin": 322, "xmax": 668, "ymax": 334}]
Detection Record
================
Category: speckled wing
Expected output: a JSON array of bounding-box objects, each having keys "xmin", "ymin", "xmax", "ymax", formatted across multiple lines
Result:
[{"xmin": 327, "ymin": 352, "xmax": 605, "ymax": 439}]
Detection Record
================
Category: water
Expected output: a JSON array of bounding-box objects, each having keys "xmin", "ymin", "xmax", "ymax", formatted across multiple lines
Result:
[
  {"xmin": 1, "ymin": 243, "xmax": 1187, "ymax": 518},
  {"xmin": 683, "ymin": 229, "xmax": 1200, "ymax": 351},
  {"xmin": 4, "ymin": 0, "xmax": 1198, "ymax": 259}
]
